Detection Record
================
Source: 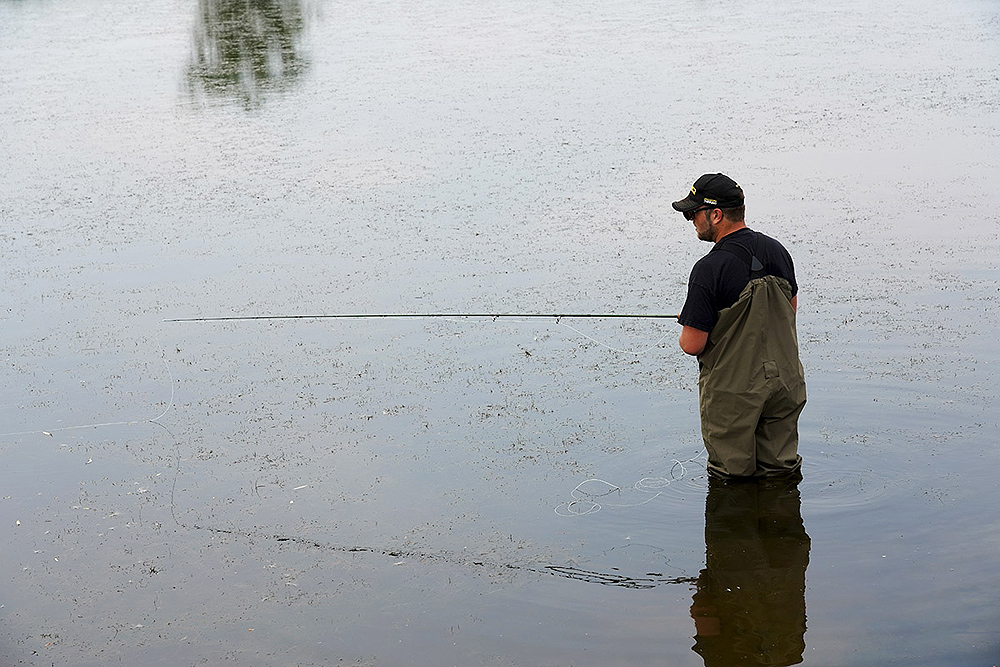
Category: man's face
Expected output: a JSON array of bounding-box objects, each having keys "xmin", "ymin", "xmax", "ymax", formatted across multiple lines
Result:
[{"xmin": 692, "ymin": 208, "xmax": 717, "ymax": 242}]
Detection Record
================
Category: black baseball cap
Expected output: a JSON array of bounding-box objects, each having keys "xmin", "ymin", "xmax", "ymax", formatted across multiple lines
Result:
[{"xmin": 671, "ymin": 173, "xmax": 744, "ymax": 213}]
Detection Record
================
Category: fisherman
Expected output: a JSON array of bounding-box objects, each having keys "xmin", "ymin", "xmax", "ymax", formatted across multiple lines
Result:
[{"xmin": 673, "ymin": 173, "xmax": 805, "ymax": 478}]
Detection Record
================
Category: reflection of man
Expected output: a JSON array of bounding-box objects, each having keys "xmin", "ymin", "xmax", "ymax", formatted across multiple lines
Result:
[
  {"xmin": 673, "ymin": 174, "xmax": 806, "ymax": 478},
  {"xmin": 690, "ymin": 477, "xmax": 810, "ymax": 667}
]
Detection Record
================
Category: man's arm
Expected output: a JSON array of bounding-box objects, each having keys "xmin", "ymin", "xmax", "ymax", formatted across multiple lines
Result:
[
  {"xmin": 679, "ymin": 325, "xmax": 709, "ymax": 356},
  {"xmin": 680, "ymin": 295, "xmax": 795, "ymax": 356}
]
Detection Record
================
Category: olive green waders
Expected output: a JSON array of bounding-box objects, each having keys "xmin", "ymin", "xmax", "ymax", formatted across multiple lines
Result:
[{"xmin": 698, "ymin": 275, "xmax": 805, "ymax": 478}]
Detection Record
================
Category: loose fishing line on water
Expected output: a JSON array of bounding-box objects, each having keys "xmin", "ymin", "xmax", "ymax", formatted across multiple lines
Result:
[
  {"xmin": 3, "ymin": 316, "xmax": 693, "ymax": 516},
  {"xmin": 554, "ymin": 449, "xmax": 708, "ymax": 517},
  {"xmin": 422, "ymin": 315, "xmax": 676, "ymax": 355},
  {"xmin": 3, "ymin": 318, "xmax": 703, "ymax": 586},
  {"xmin": 5, "ymin": 316, "xmax": 694, "ymax": 519},
  {"xmin": 0, "ymin": 337, "xmax": 177, "ymax": 439}
]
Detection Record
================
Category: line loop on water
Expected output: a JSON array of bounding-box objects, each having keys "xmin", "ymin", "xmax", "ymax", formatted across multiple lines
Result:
[
  {"xmin": 554, "ymin": 450, "xmax": 708, "ymax": 516},
  {"xmin": 0, "ymin": 336, "xmax": 176, "ymax": 439}
]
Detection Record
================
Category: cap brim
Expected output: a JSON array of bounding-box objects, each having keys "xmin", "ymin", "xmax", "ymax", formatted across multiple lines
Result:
[{"xmin": 671, "ymin": 195, "xmax": 701, "ymax": 213}]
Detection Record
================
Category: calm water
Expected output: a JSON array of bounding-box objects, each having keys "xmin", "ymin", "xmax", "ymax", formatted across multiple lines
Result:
[{"xmin": 2, "ymin": 0, "xmax": 1000, "ymax": 664}]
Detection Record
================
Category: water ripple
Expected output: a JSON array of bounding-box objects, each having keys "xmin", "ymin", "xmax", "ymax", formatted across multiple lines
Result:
[{"xmin": 800, "ymin": 463, "xmax": 898, "ymax": 513}]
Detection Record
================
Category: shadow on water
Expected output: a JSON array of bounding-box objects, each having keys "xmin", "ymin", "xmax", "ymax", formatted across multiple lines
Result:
[
  {"xmin": 691, "ymin": 476, "xmax": 810, "ymax": 667},
  {"xmin": 186, "ymin": 0, "xmax": 309, "ymax": 108}
]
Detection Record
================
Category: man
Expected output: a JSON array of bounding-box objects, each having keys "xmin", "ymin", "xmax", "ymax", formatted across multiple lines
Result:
[{"xmin": 673, "ymin": 173, "xmax": 805, "ymax": 478}]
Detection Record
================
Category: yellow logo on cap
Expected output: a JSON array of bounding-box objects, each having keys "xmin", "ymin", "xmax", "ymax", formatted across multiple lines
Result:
[
  {"xmin": 690, "ymin": 186, "xmax": 697, "ymax": 196},
  {"xmin": 704, "ymin": 198, "xmax": 717, "ymax": 205}
]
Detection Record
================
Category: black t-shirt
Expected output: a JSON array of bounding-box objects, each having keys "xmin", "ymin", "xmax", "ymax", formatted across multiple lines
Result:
[{"xmin": 678, "ymin": 227, "xmax": 797, "ymax": 333}]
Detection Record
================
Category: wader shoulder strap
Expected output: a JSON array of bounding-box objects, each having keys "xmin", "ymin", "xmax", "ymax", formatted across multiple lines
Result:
[{"xmin": 717, "ymin": 232, "xmax": 765, "ymax": 278}]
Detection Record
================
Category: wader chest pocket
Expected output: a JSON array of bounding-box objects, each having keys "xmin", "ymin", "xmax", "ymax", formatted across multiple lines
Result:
[{"xmin": 764, "ymin": 360, "xmax": 780, "ymax": 379}]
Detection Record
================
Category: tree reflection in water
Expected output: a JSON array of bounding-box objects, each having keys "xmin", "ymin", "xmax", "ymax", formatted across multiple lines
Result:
[
  {"xmin": 187, "ymin": 0, "xmax": 308, "ymax": 108},
  {"xmin": 691, "ymin": 476, "xmax": 811, "ymax": 667}
]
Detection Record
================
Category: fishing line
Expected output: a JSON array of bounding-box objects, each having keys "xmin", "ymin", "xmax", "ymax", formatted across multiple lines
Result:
[
  {"xmin": 5, "ymin": 310, "xmax": 683, "ymax": 440},
  {"xmin": 3, "ymin": 312, "xmax": 676, "ymax": 439},
  {"xmin": 165, "ymin": 312, "xmax": 680, "ymax": 357},
  {"xmin": 554, "ymin": 449, "xmax": 708, "ymax": 517},
  {"xmin": 186, "ymin": 523, "xmax": 696, "ymax": 589},
  {"xmin": 414, "ymin": 314, "xmax": 674, "ymax": 356},
  {"xmin": 164, "ymin": 312, "xmax": 680, "ymax": 323},
  {"xmin": 556, "ymin": 321, "xmax": 674, "ymax": 355},
  {"xmin": 2, "ymin": 322, "xmax": 700, "ymax": 588},
  {"xmin": 0, "ymin": 335, "xmax": 176, "ymax": 439}
]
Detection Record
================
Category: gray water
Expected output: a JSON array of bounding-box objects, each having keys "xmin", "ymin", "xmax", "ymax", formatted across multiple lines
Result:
[{"xmin": 2, "ymin": 0, "xmax": 1000, "ymax": 664}]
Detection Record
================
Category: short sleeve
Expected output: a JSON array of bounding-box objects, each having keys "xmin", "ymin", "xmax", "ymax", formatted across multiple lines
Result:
[{"xmin": 678, "ymin": 263, "xmax": 718, "ymax": 332}]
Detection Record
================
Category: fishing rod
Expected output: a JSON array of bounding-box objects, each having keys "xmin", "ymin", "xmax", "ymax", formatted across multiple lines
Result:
[{"xmin": 164, "ymin": 312, "xmax": 681, "ymax": 323}]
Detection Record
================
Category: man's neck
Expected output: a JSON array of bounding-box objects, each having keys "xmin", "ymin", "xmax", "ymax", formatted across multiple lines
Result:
[{"xmin": 713, "ymin": 222, "xmax": 748, "ymax": 243}]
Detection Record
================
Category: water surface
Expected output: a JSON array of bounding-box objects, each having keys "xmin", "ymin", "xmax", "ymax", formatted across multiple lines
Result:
[{"xmin": 2, "ymin": 0, "xmax": 1000, "ymax": 664}]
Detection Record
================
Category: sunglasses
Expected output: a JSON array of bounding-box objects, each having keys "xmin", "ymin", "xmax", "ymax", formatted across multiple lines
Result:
[{"xmin": 683, "ymin": 206, "xmax": 715, "ymax": 221}]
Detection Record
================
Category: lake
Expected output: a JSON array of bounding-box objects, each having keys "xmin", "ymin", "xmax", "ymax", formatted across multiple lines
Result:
[{"xmin": 1, "ymin": 0, "xmax": 999, "ymax": 664}]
